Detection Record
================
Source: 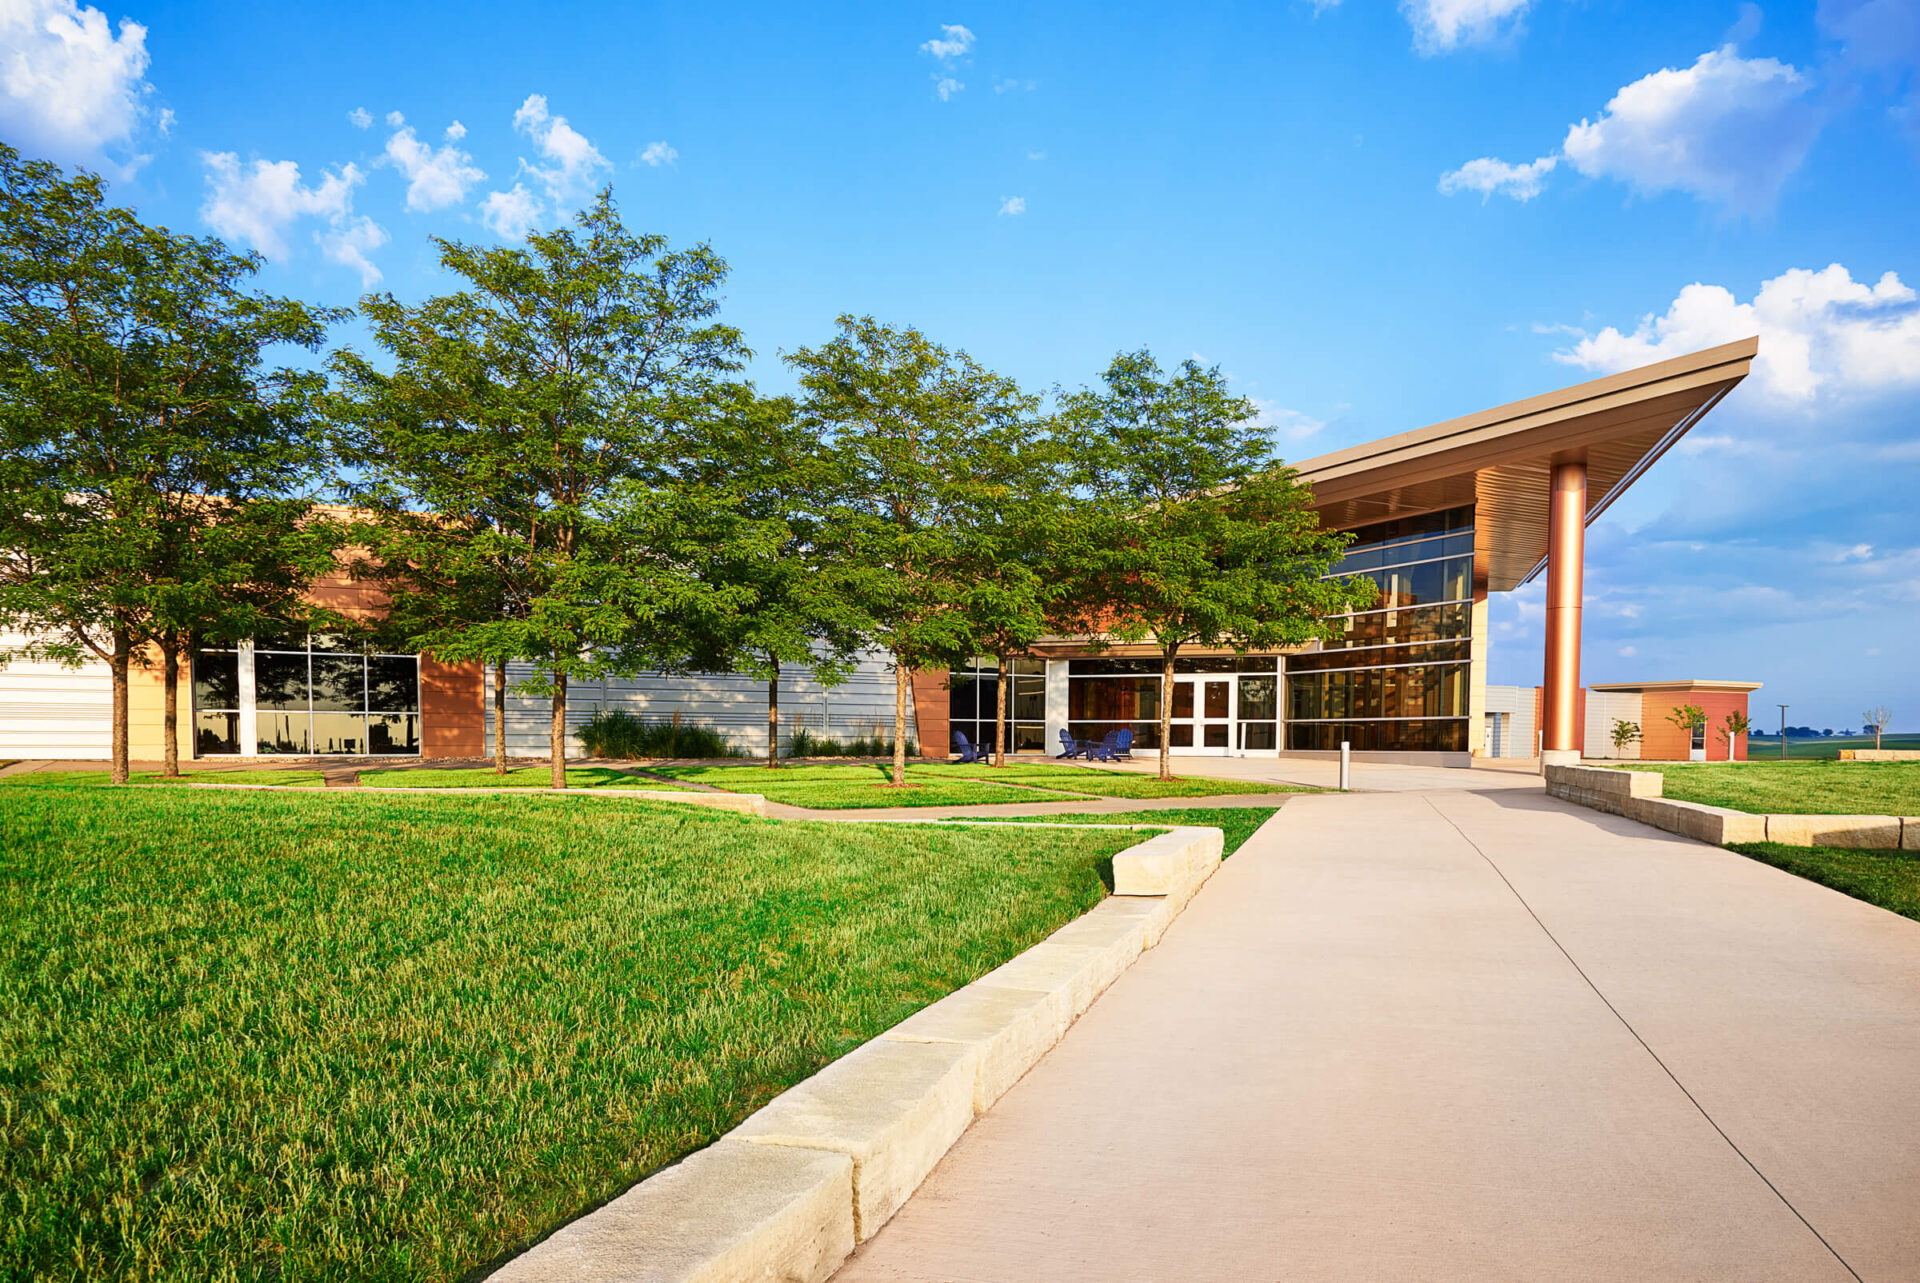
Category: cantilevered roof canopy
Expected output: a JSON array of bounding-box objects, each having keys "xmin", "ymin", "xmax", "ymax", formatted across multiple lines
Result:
[{"xmin": 1292, "ymin": 338, "xmax": 1757, "ymax": 593}]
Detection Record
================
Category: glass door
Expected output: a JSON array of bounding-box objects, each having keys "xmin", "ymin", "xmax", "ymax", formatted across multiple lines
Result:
[{"xmin": 1170, "ymin": 678, "xmax": 1233, "ymax": 754}]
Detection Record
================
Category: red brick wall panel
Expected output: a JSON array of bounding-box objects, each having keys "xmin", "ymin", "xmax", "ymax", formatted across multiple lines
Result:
[
  {"xmin": 911, "ymin": 668, "xmax": 951, "ymax": 760},
  {"xmin": 420, "ymin": 657, "xmax": 484, "ymax": 758}
]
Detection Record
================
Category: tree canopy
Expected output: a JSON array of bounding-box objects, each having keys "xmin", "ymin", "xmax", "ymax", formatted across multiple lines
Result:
[{"xmin": 0, "ymin": 144, "xmax": 342, "ymax": 781}]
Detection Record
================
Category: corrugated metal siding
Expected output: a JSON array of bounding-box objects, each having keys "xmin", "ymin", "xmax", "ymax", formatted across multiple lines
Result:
[
  {"xmin": 0, "ymin": 635, "xmax": 112, "ymax": 759},
  {"xmin": 483, "ymin": 649, "xmax": 918, "ymax": 758},
  {"xmin": 1585, "ymin": 690, "xmax": 1644, "ymax": 759},
  {"xmin": 1481, "ymin": 685, "xmax": 1537, "ymax": 758}
]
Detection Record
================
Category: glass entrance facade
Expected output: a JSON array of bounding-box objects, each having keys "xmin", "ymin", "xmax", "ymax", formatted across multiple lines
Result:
[
  {"xmin": 1287, "ymin": 505, "xmax": 1474, "ymax": 752},
  {"xmin": 1068, "ymin": 656, "xmax": 1280, "ymax": 751}
]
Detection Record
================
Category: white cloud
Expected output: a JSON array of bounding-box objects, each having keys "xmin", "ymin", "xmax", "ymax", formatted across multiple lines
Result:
[
  {"xmin": 993, "ymin": 77, "xmax": 1036, "ymax": 93},
  {"xmin": 1401, "ymin": 0, "xmax": 1531, "ymax": 54},
  {"xmin": 385, "ymin": 109, "xmax": 404, "ymax": 127},
  {"xmin": 1026, "ymin": 149, "xmax": 1046, "ymax": 160},
  {"xmin": 382, "ymin": 121, "xmax": 485, "ymax": 211},
  {"xmin": 1554, "ymin": 263, "xmax": 1920, "ymax": 405},
  {"xmin": 510, "ymin": 92, "xmax": 610, "ymax": 205},
  {"xmin": 317, "ymin": 215, "xmax": 388, "ymax": 286},
  {"xmin": 199, "ymin": 152, "xmax": 369, "ymax": 261},
  {"xmin": 347, "ymin": 106, "xmax": 371, "ymax": 129},
  {"xmin": 921, "ymin": 23, "xmax": 974, "ymax": 61},
  {"xmin": 1561, "ymin": 46, "xmax": 1818, "ymax": 213},
  {"xmin": 1253, "ymin": 398, "xmax": 1328, "ymax": 443},
  {"xmin": 0, "ymin": 0, "xmax": 155, "ymax": 163},
  {"xmin": 1618, "ymin": 645, "xmax": 1638, "ymax": 658},
  {"xmin": 935, "ymin": 76, "xmax": 964, "ymax": 101},
  {"xmin": 1438, "ymin": 154, "xmax": 1557, "ymax": 201},
  {"xmin": 639, "ymin": 139, "xmax": 678, "ymax": 167},
  {"xmin": 479, "ymin": 182, "xmax": 542, "ymax": 241},
  {"xmin": 444, "ymin": 120, "xmax": 465, "ymax": 141},
  {"xmin": 997, "ymin": 195, "xmax": 1026, "ymax": 216}
]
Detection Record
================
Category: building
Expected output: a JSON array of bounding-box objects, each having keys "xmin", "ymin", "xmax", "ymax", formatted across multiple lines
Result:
[
  {"xmin": 0, "ymin": 338, "xmax": 1759, "ymax": 766},
  {"xmin": 1482, "ymin": 680, "xmax": 1762, "ymax": 761}
]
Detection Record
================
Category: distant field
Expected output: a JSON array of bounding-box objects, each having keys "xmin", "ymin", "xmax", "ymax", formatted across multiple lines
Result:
[
  {"xmin": 1743, "ymin": 732, "xmax": 1920, "ymax": 762},
  {"xmin": 0, "ymin": 783, "xmax": 1133, "ymax": 1282},
  {"xmin": 1620, "ymin": 760, "xmax": 1920, "ymax": 816}
]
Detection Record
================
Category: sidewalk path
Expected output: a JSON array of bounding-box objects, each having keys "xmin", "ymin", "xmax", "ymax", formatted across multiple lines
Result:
[{"xmin": 836, "ymin": 787, "xmax": 1920, "ymax": 1282}]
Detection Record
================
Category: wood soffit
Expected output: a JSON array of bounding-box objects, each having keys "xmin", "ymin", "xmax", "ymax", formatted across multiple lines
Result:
[{"xmin": 1291, "ymin": 339, "xmax": 1757, "ymax": 594}]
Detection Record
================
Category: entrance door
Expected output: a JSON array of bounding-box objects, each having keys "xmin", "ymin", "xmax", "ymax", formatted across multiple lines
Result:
[{"xmin": 1170, "ymin": 678, "xmax": 1233, "ymax": 754}]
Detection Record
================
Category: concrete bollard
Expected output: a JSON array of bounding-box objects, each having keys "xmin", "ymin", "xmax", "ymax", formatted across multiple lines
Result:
[{"xmin": 1339, "ymin": 740, "xmax": 1351, "ymax": 791}]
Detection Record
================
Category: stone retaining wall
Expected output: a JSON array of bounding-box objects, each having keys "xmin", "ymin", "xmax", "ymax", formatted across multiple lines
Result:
[
  {"xmin": 492, "ymin": 824, "xmax": 1228, "ymax": 1282},
  {"xmin": 1840, "ymin": 749, "xmax": 1920, "ymax": 762},
  {"xmin": 1545, "ymin": 765, "xmax": 1919, "ymax": 850}
]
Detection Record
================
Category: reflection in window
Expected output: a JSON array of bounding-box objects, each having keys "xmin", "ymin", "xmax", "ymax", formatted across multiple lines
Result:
[
  {"xmin": 248, "ymin": 635, "xmax": 421, "ymax": 757},
  {"xmin": 1306, "ymin": 506, "xmax": 1477, "ymax": 753},
  {"xmin": 949, "ymin": 657, "xmax": 1045, "ymax": 755},
  {"xmin": 192, "ymin": 651, "xmax": 241, "ymax": 755}
]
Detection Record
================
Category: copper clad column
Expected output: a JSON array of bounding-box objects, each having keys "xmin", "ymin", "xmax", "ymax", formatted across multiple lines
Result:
[{"xmin": 1541, "ymin": 460, "xmax": 1587, "ymax": 770}]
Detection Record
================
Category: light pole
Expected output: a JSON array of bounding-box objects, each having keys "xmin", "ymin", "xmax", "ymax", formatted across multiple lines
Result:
[{"xmin": 1778, "ymin": 703, "xmax": 1789, "ymax": 761}]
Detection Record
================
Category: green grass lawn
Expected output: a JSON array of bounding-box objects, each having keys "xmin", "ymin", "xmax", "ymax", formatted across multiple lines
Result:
[
  {"xmin": 0, "ymin": 784, "xmax": 1136, "ymax": 1282},
  {"xmin": 1619, "ymin": 760, "xmax": 1920, "ymax": 815},
  {"xmin": 0, "ymin": 768, "xmax": 326, "ymax": 787},
  {"xmin": 654, "ymin": 761, "xmax": 1298, "ymax": 809},
  {"xmin": 358, "ymin": 765, "xmax": 682, "ymax": 790},
  {"xmin": 961, "ymin": 806, "xmax": 1282, "ymax": 857},
  {"xmin": 1728, "ymin": 842, "xmax": 1920, "ymax": 922}
]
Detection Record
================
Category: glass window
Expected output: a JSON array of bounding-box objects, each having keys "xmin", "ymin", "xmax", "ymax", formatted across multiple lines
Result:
[
  {"xmin": 1202, "ymin": 681, "xmax": 1229, "ymax": 719},
  {"xmin": 1239, "ymin": 722, "xmax": 1278, "ymax": 751},
  {"xmin": 254, "ymin": 653, "xmax": 309, "ymax": 711},
  {"xmin": 244, "ymin": 639, "xmax": 421, "ymax": 757},
  {"xmin": 310, "ymin": 655, "xmax": 364, "ymax": 712},
  {"xmin": 367, "ymin": 657, "xmax": 418, "ymax": 713},
  {"xmin": 192, "ymin": 652, "xmax": 240, "ymax": 711},
  {"xmin": 195, "ymin": 710, "xmax": 240, "ymax": 756},
  {"xmin": 950, "ymin": 659, "xmax": 1045, "ymax": 755},
  {"xmin": 1237, "ymin": 676, "xmax": 1277, "ymax": 720}
]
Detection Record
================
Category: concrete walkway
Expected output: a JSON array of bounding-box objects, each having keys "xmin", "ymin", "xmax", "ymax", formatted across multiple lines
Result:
[{"xmin": 836, "ymin": 787, "xmax": 1920, "ymax": 1282}]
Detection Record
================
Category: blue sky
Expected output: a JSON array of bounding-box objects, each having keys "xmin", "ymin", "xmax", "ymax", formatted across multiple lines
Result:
[{"xmin": 5, "ymin": 0, "xmax": 1918, "ymax": 728}]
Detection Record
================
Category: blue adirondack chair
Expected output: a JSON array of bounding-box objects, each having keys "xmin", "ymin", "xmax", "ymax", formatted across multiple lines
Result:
[
  {"xmin": 1114, "ymin": 728, "xmax": 1135, "ymax": 760},
  {"xmin": 952, "ymin": 730, "xmax": 982, "ymax": 763},
  {"xmin": 1056, "ymin": 729, "xmax": 1084, "ymax": 759},
  {"xmin": 1085, "ymin": 730, "xmax": 1122, "ymax": 762}
]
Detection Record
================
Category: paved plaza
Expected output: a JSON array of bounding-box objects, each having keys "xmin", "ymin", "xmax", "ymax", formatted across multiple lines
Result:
[{"xmin": 838, "ymin": 779, "xmax": 1920, "ymax": 1282}]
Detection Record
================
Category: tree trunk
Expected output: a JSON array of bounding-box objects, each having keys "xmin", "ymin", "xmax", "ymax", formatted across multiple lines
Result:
[
  {"xmin": 161, "ymin": 635, "xmax": 181, "ymax": 777},
  {"xmin": 891, "ymin": 659, "xmax": 909, "ymax": 787},
  {"xmin": 1158, "ymin": 648, "xmax": 1177, "ymax": 782},
  {"xmin": 493, "ymin": 660, "xmax": 508, "ymax": 774},
  {"xmin": 109, "ymin": 625, "xmax": 130, "ymax": 785},
  {"xmin": 994, "ymin": 656, "xmax": 1009, "ymax": 769},
  {"xmin": 767, "ymin": 662, "xmax": 780, "ymax": 768},
  {"xmin": 550, "ymin": 670, "xmax": 568, "ymax": 790}
]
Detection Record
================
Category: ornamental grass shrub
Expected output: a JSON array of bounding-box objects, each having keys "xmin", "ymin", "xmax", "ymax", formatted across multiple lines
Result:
[{"xmin": 576, "ymin": 709, "xmax": 742, "ymax": 760}]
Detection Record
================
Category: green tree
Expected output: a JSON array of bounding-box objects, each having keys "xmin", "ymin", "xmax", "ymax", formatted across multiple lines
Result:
[
  {"xmin": 674, "ymin": 389, "xmax": 866, "ymax": 767},
  {"xmin": 1666, "ymin": 702, "xmax": 1708, "ymax": 755},
  {"xmin": 332, "ymin": 191, "xmax": 749, "ymax": 788},
  {"xmin": 1062, "ymin": 351, "xmax": 1371, "ymax": 780},
  {"xmin": 1610, "ymin": 718, "xmax": 1642, "ymax": 756},
  {"xmin": 789, "ymin": 316, "xmax": 1039, "ymax": 786},
  {"xmin": 0, "ymin": 145, "xmax": 342, "ymax": 783},
  {"xmin": 1718, "ymin": 709, "xmax": 1751, "ymax": 758},
  {"xmin": 953, "ymin": 422, "xmax": 1091, "ymax": 768}
]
